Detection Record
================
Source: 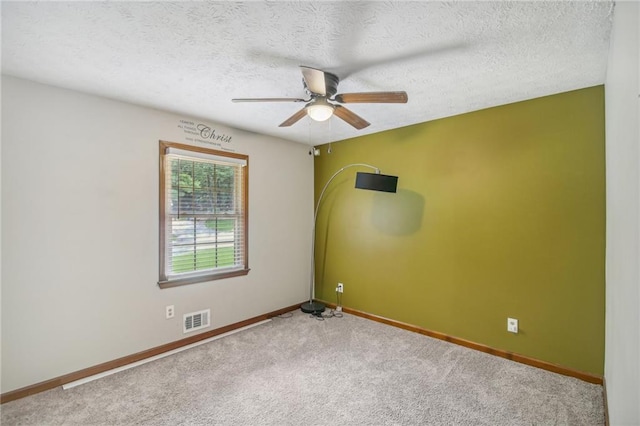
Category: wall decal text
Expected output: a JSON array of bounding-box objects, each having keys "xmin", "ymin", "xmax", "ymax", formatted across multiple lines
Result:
[{"xmin": 178, "ymin": 119, "xmax": 234, "ymax": 151}]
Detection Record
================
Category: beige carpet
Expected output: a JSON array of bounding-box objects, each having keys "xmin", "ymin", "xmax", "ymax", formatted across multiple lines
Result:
[{"xmin": 1, "ymin": 311, "xmax": 604, "ymax": 425}]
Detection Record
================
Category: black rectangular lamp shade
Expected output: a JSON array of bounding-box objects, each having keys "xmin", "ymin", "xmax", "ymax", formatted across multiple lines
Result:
[{"xmin": 355, "ymin": 172, "xmax": 398, "ymax": 193}]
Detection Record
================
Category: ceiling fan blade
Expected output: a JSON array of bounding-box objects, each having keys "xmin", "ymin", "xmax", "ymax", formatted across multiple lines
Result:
[
  {"xmin": 334, "ymin": 91, "xmax": 408, "ymax": 104},
  {"xmin": 279, "ymin": 107, "xmax": 308, "ymax": 127},
  {"xmin": 232, "ymin": 97, "xmax": 306, "ymax": 103},
  {"xmin": 333, "ymin": 105, "xmax": 370, "ymax": 130},
  {"xmin": 300, "ymin": 66, "xmax": 340, "ymax": 97},
  {"xmin": 300, "ymin": 66, "xmax": 327, "ymax": 95}
]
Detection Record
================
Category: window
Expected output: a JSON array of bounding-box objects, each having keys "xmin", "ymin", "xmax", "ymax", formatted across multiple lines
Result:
[{"xmin": 159, "ymin": 141, "xmax": 249, "ymax": 288}]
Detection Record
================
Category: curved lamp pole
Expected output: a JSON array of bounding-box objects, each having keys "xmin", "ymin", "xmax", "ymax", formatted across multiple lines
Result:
[{"xmin": 301, "ymin": 163, "xmax": 397, "ymax": 315}]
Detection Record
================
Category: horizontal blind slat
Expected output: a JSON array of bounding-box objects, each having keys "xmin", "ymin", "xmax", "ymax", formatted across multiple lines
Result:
[{"xmin": 166, "ymin": 147, "xmax": 247, "ymax": 166}]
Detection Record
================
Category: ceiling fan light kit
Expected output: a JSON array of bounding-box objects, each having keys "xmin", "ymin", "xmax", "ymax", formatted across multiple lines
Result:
[
  {"xmin": 232, "ymin": 66, "xmax": 408, "ymax": 130},
  {"xmin": 306, "ymin": 98, "xmax": 335, "ymax": 121}
]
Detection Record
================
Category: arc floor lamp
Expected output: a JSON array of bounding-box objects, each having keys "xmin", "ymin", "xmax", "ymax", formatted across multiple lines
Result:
[{"xmin": 301, "ymin": 164, "xmax": 399, "ymax": 314}]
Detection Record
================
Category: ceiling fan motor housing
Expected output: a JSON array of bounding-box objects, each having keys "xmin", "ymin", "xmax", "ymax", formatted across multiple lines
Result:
[{"xmin": 304, "ymin": 70, "xmax": 340, "ymax": 97}]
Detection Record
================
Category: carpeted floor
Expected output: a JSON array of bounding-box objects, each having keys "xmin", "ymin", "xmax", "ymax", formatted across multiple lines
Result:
[{"xmin": 1, "ymin": 310, "xmax": 604, "ymax": 425}]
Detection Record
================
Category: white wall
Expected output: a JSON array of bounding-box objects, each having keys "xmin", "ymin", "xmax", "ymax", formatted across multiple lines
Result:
[
  {"xmin": 604, "ymin": 2, "xmax": 640, "ymax": 425},
  {"xmin": 0, "ymin": 76, "xmax": 313, "ymax": 393}
]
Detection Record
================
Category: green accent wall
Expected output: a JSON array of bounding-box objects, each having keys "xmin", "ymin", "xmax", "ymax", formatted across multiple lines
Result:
[{"xmin": 314, "ymin": 86, "xmax": 605, "ymax": 375}]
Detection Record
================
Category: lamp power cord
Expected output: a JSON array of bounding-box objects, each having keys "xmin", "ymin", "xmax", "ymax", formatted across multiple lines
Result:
[{"xmin": 309, "ymin": 288, "xmax": 344, "ymax": 321}]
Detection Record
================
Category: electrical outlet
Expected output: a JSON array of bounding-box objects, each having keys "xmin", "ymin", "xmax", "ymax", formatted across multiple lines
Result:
[
  {"xmin": 166, "ymin": 305, "xmax": 175, "ymax": 319},
  {"xmin": 507, "ymin": 317, "xmax": 518, "ymax": 333},
  {"xmin": 336, "ymin": 283, "xmax": 344, "ymax": 293}
]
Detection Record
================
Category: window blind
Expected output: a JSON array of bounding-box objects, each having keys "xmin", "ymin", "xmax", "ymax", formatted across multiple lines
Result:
[
  {"xmin": 160, "ymin": 144, "xmax": 248, "ymax": 284},
  {"xmin": 166, "ymin": 147, "xmax": 247, "ymax": 166}
]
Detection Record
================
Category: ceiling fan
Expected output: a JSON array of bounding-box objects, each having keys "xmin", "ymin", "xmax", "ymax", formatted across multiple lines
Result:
[{"xmin": 232, "ymin": 66, "xmax": 408, "ymax": 130}]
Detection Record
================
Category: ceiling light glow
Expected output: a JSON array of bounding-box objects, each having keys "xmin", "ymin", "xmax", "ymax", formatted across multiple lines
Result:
[{"xmin": 306, "ymin": 98, "xmax": 335, "ymax": 121}]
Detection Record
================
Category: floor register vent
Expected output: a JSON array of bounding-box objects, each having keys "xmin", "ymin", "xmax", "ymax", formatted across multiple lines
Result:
[{"xmin": 183, "ymin": 309, "xmax": 210, "ymax": 333}]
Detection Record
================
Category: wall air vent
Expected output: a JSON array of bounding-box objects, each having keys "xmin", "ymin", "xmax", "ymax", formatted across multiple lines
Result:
[{"xmin": 183, "ymin": 309, "xmax": 210, "ymax": 333}]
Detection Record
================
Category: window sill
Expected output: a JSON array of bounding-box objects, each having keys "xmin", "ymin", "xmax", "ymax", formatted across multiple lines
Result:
[{"xmin": 158, "ymin": 268, "xmax": 250, "ymax": 289}]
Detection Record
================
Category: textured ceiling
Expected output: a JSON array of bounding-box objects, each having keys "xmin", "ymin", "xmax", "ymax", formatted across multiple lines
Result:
[{"xmin": 1, "ymin": 1, "xmax": 614, "ymax": 145}]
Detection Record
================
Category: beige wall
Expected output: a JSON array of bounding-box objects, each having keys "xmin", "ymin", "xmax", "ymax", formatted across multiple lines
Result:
[
  {"xmin": 604, "ymin": 2, "xmax": 640, "ymax": 424},
  {"xmin": 0, "ymin": 76, "xmax": 313, "ymax": 393}
]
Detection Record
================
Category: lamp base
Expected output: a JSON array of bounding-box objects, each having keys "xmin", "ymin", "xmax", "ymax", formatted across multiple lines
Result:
[{"xmin": 301, "ymin": 301, "xmax": 325, "ymax": 314}]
